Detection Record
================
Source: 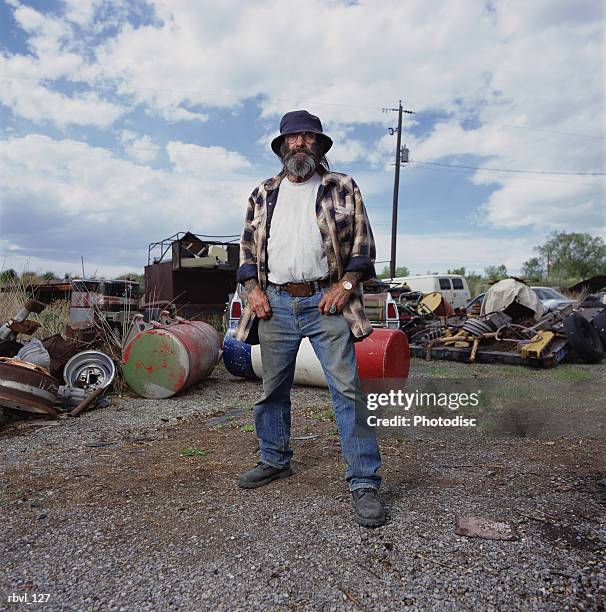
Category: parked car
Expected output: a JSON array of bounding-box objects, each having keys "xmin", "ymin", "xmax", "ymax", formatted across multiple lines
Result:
[
  {"xmin": 465, "ymin": 286, "xmax": 576, "ymax": 314},
  {"xmin": 465, "ymin": 293, "xmax": 485, "ymax": 315},
  {"xmin": 531, "ymin": 286, "xmax": 576, "ymax": 311},
  {"xmin": 386, "ymin": 274, "xmax": 471, "ymax": 309}
]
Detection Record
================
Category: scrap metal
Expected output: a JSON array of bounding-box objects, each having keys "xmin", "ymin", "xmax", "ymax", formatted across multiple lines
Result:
[
  {"xmin": 520, "ymin": 331, "xmax": 557, "ymax": 359},
  {"xmin": 63, "ymin": 350, "xmax": 116, "ymax": 391},
  {"xmin": 0, "ymin": 357, "xmax": 60, "ymax": 416},
  {"xmin": 0, "ymin": 298, "xmax": 45, "ymax": 342}
]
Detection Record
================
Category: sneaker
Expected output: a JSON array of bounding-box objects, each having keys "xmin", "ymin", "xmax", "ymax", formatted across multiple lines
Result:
[
  {"xmin": 351, "ymin": 488, "xmax": 386, "ymax": 527},
  {"xmin": 237, "ymin": 462, "xmax": 293, "ymax": 489}
]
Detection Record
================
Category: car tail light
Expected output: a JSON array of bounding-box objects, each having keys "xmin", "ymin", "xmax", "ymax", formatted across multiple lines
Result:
[
  {"xmin": 230, "ymin": 301, "xmax": 242, "ymax": 318},
  {"xmin": 387, "ymin": 303, "xmax": 397, "ymax": 319}
]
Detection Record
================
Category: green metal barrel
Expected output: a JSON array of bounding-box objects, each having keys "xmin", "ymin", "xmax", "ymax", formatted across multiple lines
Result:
[{"xmin": 122, "ymin": 320, "xmax": 221, "ymax": 399}]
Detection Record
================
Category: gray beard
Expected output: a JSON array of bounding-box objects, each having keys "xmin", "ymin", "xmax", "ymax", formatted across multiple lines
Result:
[{"xmin": 284, "ymin": 150, "xmax": 317, "ymax": 179}]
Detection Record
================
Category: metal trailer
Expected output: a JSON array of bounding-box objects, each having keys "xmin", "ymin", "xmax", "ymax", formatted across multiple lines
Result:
[{"xmin": 144, "ymin": 232, "xmax": 239, "ymax": 321}]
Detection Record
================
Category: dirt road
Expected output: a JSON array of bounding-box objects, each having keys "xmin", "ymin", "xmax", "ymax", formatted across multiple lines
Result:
[{"xmin": 1, "ymin": 360, "xmax": 604, "ymax": 610}]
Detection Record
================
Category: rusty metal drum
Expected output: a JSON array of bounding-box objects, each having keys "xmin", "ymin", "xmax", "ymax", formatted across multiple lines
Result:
[{"xmin": 122, "ymin": 320, "xmax": 222, "ymax": 399}]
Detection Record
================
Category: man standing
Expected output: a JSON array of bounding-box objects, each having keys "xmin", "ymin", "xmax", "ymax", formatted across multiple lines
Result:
[{"xmin": 234, "ymin": 110, "xmax": 385, "ymax": 527}]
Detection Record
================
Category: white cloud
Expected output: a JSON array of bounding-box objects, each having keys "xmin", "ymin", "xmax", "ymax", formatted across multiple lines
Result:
[
  {"xmin": 88, "ymin": 0, "xmax": 505, "ymax": 123},
  {"xmin": 11, "ymin": 3, "xmax": 70, "ymax": 56},
  {"xmin": 0, "ymin": 250, "xmax": 140, "ymax": 279},
  {"xmin": 166, "ymin": 141, "xmax": 251, "ymax": 175},
  {"xmin": 325, "ymin": 124, "xmax": 367, "ymax": 164},
  {"xmin": 373, "ymin": 230, "xmax": 540, "ymax": 276},
  {"xmin": 159, "ymin": 106, "xmax": 209, "ymax": 122},
  {"xmin": 478, "ymin": 176, "xmax": 606, "ymax": 230},
  {"xmin": 1, "ymin": 4, "xmax": 124, "ymax": 128},
  {"xmin": 0, "ymin": 74, "xmax": 125, "ymax": 127},
  {"xmin": 1, "ymin": 0, "xmax": 603, "ymax": 273},
  {"xmin": 119, "ymin": 130, "xmax": 160, "ymax": 162},
  {"xmin": 62, "ymin": 0, "xmax": 102, "ymax": 27},
  {"xmin": 0, "ymin": 135, "xmax": 255, "ymax": 274}
]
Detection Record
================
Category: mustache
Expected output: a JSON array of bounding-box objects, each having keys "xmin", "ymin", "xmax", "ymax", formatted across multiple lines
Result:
[{"xmin": 284, "ymin": 146, "xmax": 315, "ymax": 159}]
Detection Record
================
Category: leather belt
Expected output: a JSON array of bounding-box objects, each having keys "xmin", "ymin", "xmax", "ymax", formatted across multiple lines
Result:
[{"xmin": 268, "ymin": 278, "xmax": 331, "ymax": 297}]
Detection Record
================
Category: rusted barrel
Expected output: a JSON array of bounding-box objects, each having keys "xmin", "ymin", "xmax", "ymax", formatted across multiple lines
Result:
[
  {"xmin": 354, "ymin": 327, "xmax": 410, "ymax": 380},
  {"xmin": 122, "ymin": 321, "xmax": 222, "ymax": 399},
  {"xmin": 223, "ymin": 328, "xmax": 409, "ymax": 388}
]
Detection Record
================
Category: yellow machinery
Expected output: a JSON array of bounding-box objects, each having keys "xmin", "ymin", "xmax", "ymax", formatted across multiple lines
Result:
[{"xmin": 520, "ymin": 330, "xmax": 555, "ymax": 359}]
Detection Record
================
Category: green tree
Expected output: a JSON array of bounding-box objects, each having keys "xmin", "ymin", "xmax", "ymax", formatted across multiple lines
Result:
[
  {"xmin": 42, "ymin": 271, "xmax": 57, "ymax": 281},
  {"xmin": 537, "ymin": 231, "xmax": 606, "ymax": 281},
  {"xmin": 521, "ymin": 257, "xmax": 545, "ymax": 281},
  {"xmin": 377, "ymin": 265, "xmax": 410, "ymax": 279},
  {"xmin": 447, "ymin": 267, "xmax": 466, "ymax": 276},
  {"xmin": 117, "ymin": 272, "xmax": 145, "ymax": 293},
  {"xmin": 465, "ymin": 271, "xmax": 484, "ymax": 296},
  {"xmin": 117, "ymin": 273, "xmax": 144, "ymax": 283},
  {"xmin": 484, "ymin": 264, "xmax": 508, "ymax": 281},
  {"xmin": 0, "ymin": 269, "xmax": 18, "ymax": 284}
]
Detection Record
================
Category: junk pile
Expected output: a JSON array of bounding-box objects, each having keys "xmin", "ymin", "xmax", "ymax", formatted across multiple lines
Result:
[
  {"xmin": 0, "ymin": 298, "xmax": 225, "ymax": 423},
  {"xmin": 0, "ymin": 300, "xmax": 115, "ymax": 419},
  {"xmin": 406, "ymin": 279, "xmax": 605, "ymax": 367}
]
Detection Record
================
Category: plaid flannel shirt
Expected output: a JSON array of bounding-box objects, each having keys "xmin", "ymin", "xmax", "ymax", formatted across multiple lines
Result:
[{"xmin": 235, "ymin": 169, "xmax": 376, "ymax": 344}]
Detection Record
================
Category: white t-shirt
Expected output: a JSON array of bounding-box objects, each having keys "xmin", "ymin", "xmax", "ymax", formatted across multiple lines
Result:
[{"xmin": 267, "ymin": 173, "xmax": 329, "ymax": 284}]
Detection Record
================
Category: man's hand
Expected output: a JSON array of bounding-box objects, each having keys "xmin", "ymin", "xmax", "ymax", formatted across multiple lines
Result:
[
  {"xmin": 318, "ymin": 283, "xmax": 352, "ymax": 314},
  {"xmin": 318, "ymin": 272, "xmax": 362, "ymax": 314},
  {"xmin": 247, "ymin": 284, "xmax": 272, "ymax": 319}
]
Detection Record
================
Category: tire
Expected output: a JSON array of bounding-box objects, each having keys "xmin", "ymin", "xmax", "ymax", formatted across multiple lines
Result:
[
  {"xmin": 592, "ymin": 309, "xmax": 606, "ymax": 348},
  {"xmin": 564, "ymin": 312, "xmax": 604, "ymax": 364}
]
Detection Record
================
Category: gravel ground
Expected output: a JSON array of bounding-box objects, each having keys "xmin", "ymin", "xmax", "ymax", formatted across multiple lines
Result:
[{"xmin": 1, "ymin": 358, "xmax": 605, "ymax": 611}]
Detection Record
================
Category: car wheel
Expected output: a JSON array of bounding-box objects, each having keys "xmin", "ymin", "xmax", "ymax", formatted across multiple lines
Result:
[{"xmin": 564, "ymin": 312, "xmax": 604, "ymax": 364}]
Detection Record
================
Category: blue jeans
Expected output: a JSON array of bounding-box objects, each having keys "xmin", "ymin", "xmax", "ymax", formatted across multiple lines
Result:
[{"xmin": 254, "ymin": 284, "xmax": 382, "ymax": 491}]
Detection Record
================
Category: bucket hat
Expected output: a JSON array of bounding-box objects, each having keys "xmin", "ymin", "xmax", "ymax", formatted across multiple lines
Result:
[{"xmin": 271, "ymin": 110, "xmax": 333, "ymax": 157}]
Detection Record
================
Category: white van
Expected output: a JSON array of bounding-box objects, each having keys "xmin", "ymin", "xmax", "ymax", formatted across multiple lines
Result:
[{"xmin": 387, "ymin": 274, "xmax": 471, "ymax": 309}]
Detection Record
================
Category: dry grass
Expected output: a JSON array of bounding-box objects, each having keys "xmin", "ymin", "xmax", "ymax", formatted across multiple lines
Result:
[{"xmin": 0, "ymin": 279, "xmax": 70, "ymax": 340}]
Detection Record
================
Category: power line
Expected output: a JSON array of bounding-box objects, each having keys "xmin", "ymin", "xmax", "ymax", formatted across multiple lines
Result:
[
  {"xmin": 403, "ymin": 162, "xmax": 605, "ymax": 187},
  {"xmin": 3, "ymin": 135, "xmax": 604, "ymax": 185},
  {"xmin": 426, "ymin": 111, "xmax": 605, "ymax": 141},
  {"xmin": 428, "ymin": 113, "xmax": 606, "ymax": 140},
  {"xmin": 4, "ymin": 134, "xmax": 604, "ymax": 182},
  {"xmin": 409, "ymin": 160, "xmax": 606, "ymax": 177}
]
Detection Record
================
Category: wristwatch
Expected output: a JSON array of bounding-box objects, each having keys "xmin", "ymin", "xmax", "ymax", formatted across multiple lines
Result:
[{"xmin": 342, "ymin": 280, "xmax": 353, "ymax": 291}]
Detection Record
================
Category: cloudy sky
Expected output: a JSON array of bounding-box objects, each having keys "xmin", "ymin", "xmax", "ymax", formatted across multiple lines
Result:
[{"xmin": 0, "ymin": 0, "xmax": 604, "ymax": 279}]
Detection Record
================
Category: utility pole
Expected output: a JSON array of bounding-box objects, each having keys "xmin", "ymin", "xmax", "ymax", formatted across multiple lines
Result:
[{"xmin": 383, "ymin": 100, "xmax": 414, "ymax": 278}]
